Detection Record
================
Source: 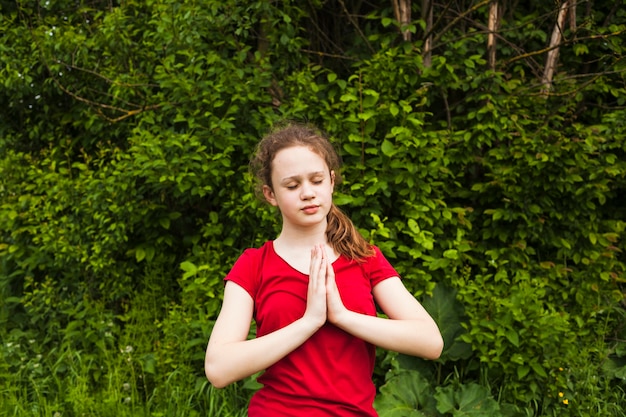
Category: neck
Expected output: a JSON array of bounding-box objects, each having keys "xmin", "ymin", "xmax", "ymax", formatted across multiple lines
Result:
[{"xmin": 275, "ymin": 220, "xmax": 328, "ymax": 247}]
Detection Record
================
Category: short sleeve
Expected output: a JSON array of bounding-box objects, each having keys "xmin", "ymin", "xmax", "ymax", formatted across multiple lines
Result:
[
  {"xmin": 365, "ymin": 246, "xmax": 400, "ymax": 287},
  {"xmin": 224, "ymin": 247, "xmax": 261, "ymax": 300}
]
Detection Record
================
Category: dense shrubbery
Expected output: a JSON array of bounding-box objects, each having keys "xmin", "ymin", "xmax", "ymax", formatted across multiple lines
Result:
[{"xmin": 1, "ymin": 1, "xmax": 625, "ymax": 416}]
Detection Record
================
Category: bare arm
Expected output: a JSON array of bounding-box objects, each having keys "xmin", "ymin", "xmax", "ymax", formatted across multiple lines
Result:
[
  {"xmin": 326, "ymin": 261, "xmax": 443, "ymax": 359},
  {"xmin": 205, "ymin": 247, "xmax": 328, "ymax": 388}
]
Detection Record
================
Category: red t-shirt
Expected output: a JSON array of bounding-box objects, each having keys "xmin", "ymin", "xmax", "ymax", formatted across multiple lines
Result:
[{"xmin": 225, "ymin": 241, "xmax": 399, "ymax": 417}]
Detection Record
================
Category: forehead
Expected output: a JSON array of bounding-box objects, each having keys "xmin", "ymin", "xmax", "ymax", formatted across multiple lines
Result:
[{"xmin": 271, "ymin": 146, "xmax": 328, "ymax": 177}]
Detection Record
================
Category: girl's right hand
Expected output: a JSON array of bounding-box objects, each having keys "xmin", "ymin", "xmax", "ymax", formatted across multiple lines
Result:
[{"xmin": 303, "ymin": 245, "xmax": 328, "ymax": 329}]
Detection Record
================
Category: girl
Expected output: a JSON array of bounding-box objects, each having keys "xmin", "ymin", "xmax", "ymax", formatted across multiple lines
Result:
[{"xmin": 205, "ymin": 122, "xmax": 443, "ymax": 416}]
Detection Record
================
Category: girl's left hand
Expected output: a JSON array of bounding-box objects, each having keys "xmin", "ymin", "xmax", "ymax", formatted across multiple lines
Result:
[{"xmin": 322, "ymin": 248, "xmax": 348, "ymax": 325}]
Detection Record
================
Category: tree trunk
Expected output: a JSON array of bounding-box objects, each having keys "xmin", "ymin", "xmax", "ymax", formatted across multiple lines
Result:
[
  {"xmin": 422, "ymin": 0, "xmax": 433, "ymax": 67},
  {"xmin": 541, "ymin": 1, "xmax": 569, "ymax": 93},
  {"xmin": 569, "ymin": 1, "xmax": 576, "ymax": 32},
  {"xmin": 392, "ymin": 0, "xmax": 412, "ymax": 41},
  {"xmin": 487, "ymin": 1, "xmax": 499, "ymax": 70}
]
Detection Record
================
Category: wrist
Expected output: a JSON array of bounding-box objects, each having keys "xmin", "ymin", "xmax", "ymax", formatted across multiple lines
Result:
[
  {"xmin": 299, "ymin": 314, "xmax": 325, "ymax": 335},
  {"xmin": 328, "ymin": 307, "xmax": 353, "ymax": 330}
]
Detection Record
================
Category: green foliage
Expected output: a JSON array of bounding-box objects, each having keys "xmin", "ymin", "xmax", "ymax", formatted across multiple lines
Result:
[
  {"xmin": 1, "ymin": 0, "xmax": 625, "ymax": 416},
  {"xmin": 375, "ymin": 371, "xmax": 502, "ymax": 417}
]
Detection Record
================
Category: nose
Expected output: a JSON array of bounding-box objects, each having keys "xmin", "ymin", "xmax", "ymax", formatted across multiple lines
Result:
[{"xmin": 300, "ymin": 182, "xmax": 315, "ymax": 200}]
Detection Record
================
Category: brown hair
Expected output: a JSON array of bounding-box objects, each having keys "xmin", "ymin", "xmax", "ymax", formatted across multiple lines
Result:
[{"xmin": 250, "ymin": 122, "xmax": 374, "ymax": 260}]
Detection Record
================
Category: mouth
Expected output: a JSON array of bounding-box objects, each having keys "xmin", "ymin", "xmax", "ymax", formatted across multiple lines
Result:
[{"xmin": 302, "ymin": 205, "xmax": 320, "ymax": 214}]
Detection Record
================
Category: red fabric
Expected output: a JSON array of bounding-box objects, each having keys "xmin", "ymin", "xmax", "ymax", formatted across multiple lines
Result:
[{"xmin": 225, "ymin": 241, "xmax": 399, "ymax": 417}]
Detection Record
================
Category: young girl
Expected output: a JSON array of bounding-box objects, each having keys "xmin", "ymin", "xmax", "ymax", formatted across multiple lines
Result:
[{"xmin": 205, "ymin": 123, "xmax": 443, "ymax": 416}]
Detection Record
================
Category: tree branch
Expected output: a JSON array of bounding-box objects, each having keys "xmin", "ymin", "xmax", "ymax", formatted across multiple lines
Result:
[
  {"xmin": 503, "ymin": 28, "xmax": 626, "ymax": 67},
  {"xmin": 337, "ymin": 0, "xmax": 375, "ymax": 54},
  {"xmin": 51, "ymin": 77, "xmax": 163, "ymax": 123},
  {"xmin": 432, "ymin": 0, "xmax": 491, "ymax": 46}
]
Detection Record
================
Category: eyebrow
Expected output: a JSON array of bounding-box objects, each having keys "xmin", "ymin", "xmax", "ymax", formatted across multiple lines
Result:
[{"xmin": 279, "ymin": 171, "xmax": 326, "ymax": 184}]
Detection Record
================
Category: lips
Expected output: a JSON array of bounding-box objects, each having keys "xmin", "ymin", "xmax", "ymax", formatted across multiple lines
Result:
[{"xmin": 302, "ymin": 205, "xmax": 320, "ymax": 214}]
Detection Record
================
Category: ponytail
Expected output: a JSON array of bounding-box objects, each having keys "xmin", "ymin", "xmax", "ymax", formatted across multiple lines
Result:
[{"xmin": 326, "ymin": 204, "xmax": 375, "ymax": 261}]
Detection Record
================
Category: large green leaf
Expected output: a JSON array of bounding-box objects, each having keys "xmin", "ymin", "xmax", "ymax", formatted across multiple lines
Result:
[
  {"xmin": 375, "ymin": 371, "xmax": 438, "ymax": 417},
  {"xmin": 435, "ymin": 383, "xmax": 502, "ymax": 417},
  {"xmin": 421, "ymin": 284, "xmax": 472, "ymax": 361}
]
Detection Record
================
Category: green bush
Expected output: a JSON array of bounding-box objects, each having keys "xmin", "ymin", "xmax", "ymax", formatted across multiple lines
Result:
[{"xmin": 1, "ymin": 1, "xmax": 625, "ymax": 416}]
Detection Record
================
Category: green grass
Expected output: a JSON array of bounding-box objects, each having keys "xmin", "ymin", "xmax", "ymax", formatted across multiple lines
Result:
[
  {"xmin": 0, "ymin": 372, "xmax": 250, "ymax": 417},
  {"xmin": 1, "ymin": 366, "xmax": 624, "ymax": 417},
  {"xmin": 1, "ymin": 334, "xmax": 624, "ymax": 417}
]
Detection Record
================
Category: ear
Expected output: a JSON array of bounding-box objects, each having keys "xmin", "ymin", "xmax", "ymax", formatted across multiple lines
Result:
[
  {"xmin": 263, "ymin": 184, "xmax": 278, "ymax": 206},
  {"xmin": 330, "ymin": 170, "xmax": 336, "ymax": 192}
]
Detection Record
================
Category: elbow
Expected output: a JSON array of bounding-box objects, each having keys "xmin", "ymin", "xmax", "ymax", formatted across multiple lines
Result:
[
  {"xmin": 424, "ymin": 331, "xmax": 444, "ymax": 360},
  {"xmin": 427, "ymin": 334, "xmax": 445, "ymax": 360},
  {"xmin": 205, "ymin": 360, "xmax": 231, "ymax": 389},
  {"xmin": 414, "ymin": 325, "xmax": 444, "ymax": 361},
  {"xmin": 205, "ymin": 345, "xmax": 236, "ymax": 388}
]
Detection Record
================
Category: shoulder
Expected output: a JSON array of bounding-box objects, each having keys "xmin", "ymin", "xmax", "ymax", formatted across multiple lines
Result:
[
  {"xmin": 359, "ymin": 245, "xmax": 399, "ymax": 286},
  {"xmin": 226, "ymin": 242, "xmax": 272, "ymax": 297},
  {"xmin": 231, "ymin": 242, "xmax": 272, "ymax": 267},
  {"xmin": 361, "ymin": 245, "xmax": 392, "ymax": 266}
]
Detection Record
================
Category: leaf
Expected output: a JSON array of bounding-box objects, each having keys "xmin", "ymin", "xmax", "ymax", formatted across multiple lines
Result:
[
  {"xmin": 530, "ymin": 361, "xmax": 548, "ymax": 378},
  {"xmin": 333, "ymin": 194, "xmax": 354, "ymax": 205},
  {"xmin": 145, "ymin": 246, "xmax": 155, "ymax": 262},
  {"xmin": 421, "ymin": 284, "xmax": 472, "ymax": 361},
  {"xmin": 141, "ymin": 353, "xmax": 157, "ymax": 375},
  {"xmin": 574, "ymin": 44, "xmax": 589, "ymax": 56},
  {"xmin": 135, "ymin": 247, "xmax": 146, "ymax": 262},
  {"xmin": 589, "ymin": 233, "xmax": 597, "ymax": 244},
  {"xmin": 159, "ymin": 217, "xmax": 170, "ymax": 229},
  {"xmin": 381, "ymin": 139, "xmax": 396, "ymax": 156},
  {"xmin": 390, "ymin": 103, "xmax": 400, "ymax": 117},
  {"xmin": 464, "ymin": 58, "xmax": 475, "ymax": 69},
  {"xmin": 374, "ymin": 371, "xmax": 436, "ymax": 416},
  {"xmin": 435, "ymin": 383, "xmax": 502, "ymax": 416},
  {"xmin": 505, "ymin": 329, "xmax": 519, "ymax": 347},
  {"xmin": 517, "ymin": 365, "xmax": 530, "ymax": 379},
  {"xmin": 180, "ymin": 261, "xmax": 198, "ymax": 279}
]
